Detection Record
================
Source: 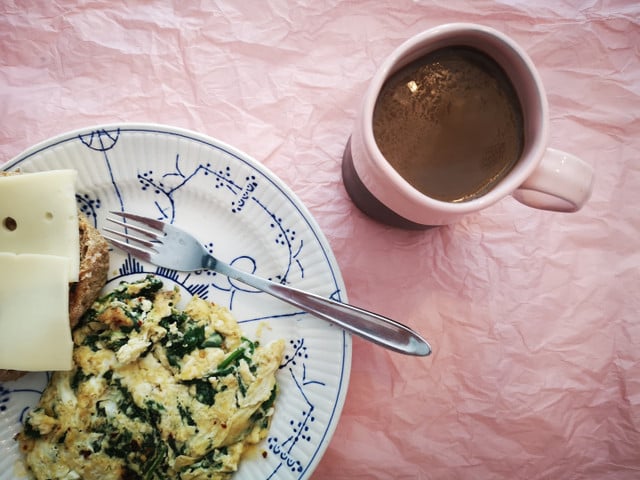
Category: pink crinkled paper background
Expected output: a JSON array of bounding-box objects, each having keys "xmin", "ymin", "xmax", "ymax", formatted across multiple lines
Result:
[{"xmin": 1, "ymin": 1, "xmax": 638, "ymax": 479}]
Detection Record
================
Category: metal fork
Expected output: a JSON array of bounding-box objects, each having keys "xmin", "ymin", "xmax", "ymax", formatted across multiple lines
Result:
[{"xmin": 104, "ymin": 212, "xmax": 432, "ymax": 356}]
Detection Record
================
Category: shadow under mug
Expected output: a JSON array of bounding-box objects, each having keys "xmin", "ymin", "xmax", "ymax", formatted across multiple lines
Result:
[{"xmin": 342, "ymin": 23, "xmax": 594, "ymax": 229}]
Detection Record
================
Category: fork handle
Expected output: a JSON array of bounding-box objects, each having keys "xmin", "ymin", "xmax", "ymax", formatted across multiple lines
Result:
[{"xmin": 209, "ymin": 258, "xmax": 431, "ymax": 356}]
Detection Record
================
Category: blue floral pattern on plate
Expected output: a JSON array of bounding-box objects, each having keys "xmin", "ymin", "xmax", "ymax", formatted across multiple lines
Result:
[{"xmin": 0, "ymin": 124, "xmax": 351, "ymax": 480}]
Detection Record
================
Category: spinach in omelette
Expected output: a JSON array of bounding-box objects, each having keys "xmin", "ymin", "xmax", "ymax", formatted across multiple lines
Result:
[{"xmin": 17, "ymin": 275, "xmax": 285, "ymax": 480}]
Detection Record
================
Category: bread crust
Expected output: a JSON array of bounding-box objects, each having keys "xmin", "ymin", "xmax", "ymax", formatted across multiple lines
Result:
[
  {"xmin": 0, "ymin": 172, "xmax": 109, "ymax": 382},
  {"xmin": 68, "ymin": 213, "xmax": 109, "ymax": 327}
]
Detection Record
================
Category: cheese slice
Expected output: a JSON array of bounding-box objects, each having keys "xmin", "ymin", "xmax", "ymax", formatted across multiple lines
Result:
[
  {"xmin": 0, "ymin": 170, "xmax": 80, "ymax": 282},
  {"xmin": 0, "ymin": 253, "xmax": 73, "ymax": 371}
]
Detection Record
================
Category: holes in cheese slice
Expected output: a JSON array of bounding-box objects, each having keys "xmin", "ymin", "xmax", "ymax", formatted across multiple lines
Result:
[{"xmin": 2, "ymin": 216, "xmax": 17, "ymax": 231}]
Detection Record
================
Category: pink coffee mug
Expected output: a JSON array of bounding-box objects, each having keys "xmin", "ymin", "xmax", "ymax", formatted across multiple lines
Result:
[{"xmin": 342, "ymin": 23, "xmax": 594, "ymax": 229}]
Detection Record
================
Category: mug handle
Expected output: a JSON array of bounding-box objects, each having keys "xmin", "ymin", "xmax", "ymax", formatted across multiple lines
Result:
[{"xmin": 512, "ymin": 148, "xmax": 594, "ymax": 212}]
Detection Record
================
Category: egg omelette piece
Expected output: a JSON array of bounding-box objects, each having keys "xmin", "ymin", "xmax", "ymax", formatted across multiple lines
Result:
[{"xmin": 17, "ymin": 275, "xmax": 285, "ymax": 480}]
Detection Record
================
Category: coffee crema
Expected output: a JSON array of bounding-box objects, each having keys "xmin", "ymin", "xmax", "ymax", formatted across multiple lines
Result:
[{"xmin": 372, "ymin": 47, "xmax": 524, "ymax": 203}]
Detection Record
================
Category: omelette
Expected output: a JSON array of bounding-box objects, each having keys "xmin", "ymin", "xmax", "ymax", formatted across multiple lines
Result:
[{"xmin": 17, "ymin": 275, "xmax": 285, "ymax": 480}]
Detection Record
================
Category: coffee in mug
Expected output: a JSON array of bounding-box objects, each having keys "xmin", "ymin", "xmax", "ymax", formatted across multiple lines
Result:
[
  {"xmin": 373, "ymin": 47, "xmax": 524, "ymax": 203},
  {"xmin": 342, "ymin": 23, "xmax": 594, "ymax": 228}
]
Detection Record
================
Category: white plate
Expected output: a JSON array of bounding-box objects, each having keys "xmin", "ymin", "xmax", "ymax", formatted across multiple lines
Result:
[{"xmin": 0, "ymin": 123, "xmax": 351, "ymax": 480}]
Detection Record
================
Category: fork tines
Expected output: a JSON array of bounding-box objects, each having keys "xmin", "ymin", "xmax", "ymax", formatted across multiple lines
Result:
[{"xmin": 103, "ymin": 212, "xmax": 167, "ymax": 258}]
